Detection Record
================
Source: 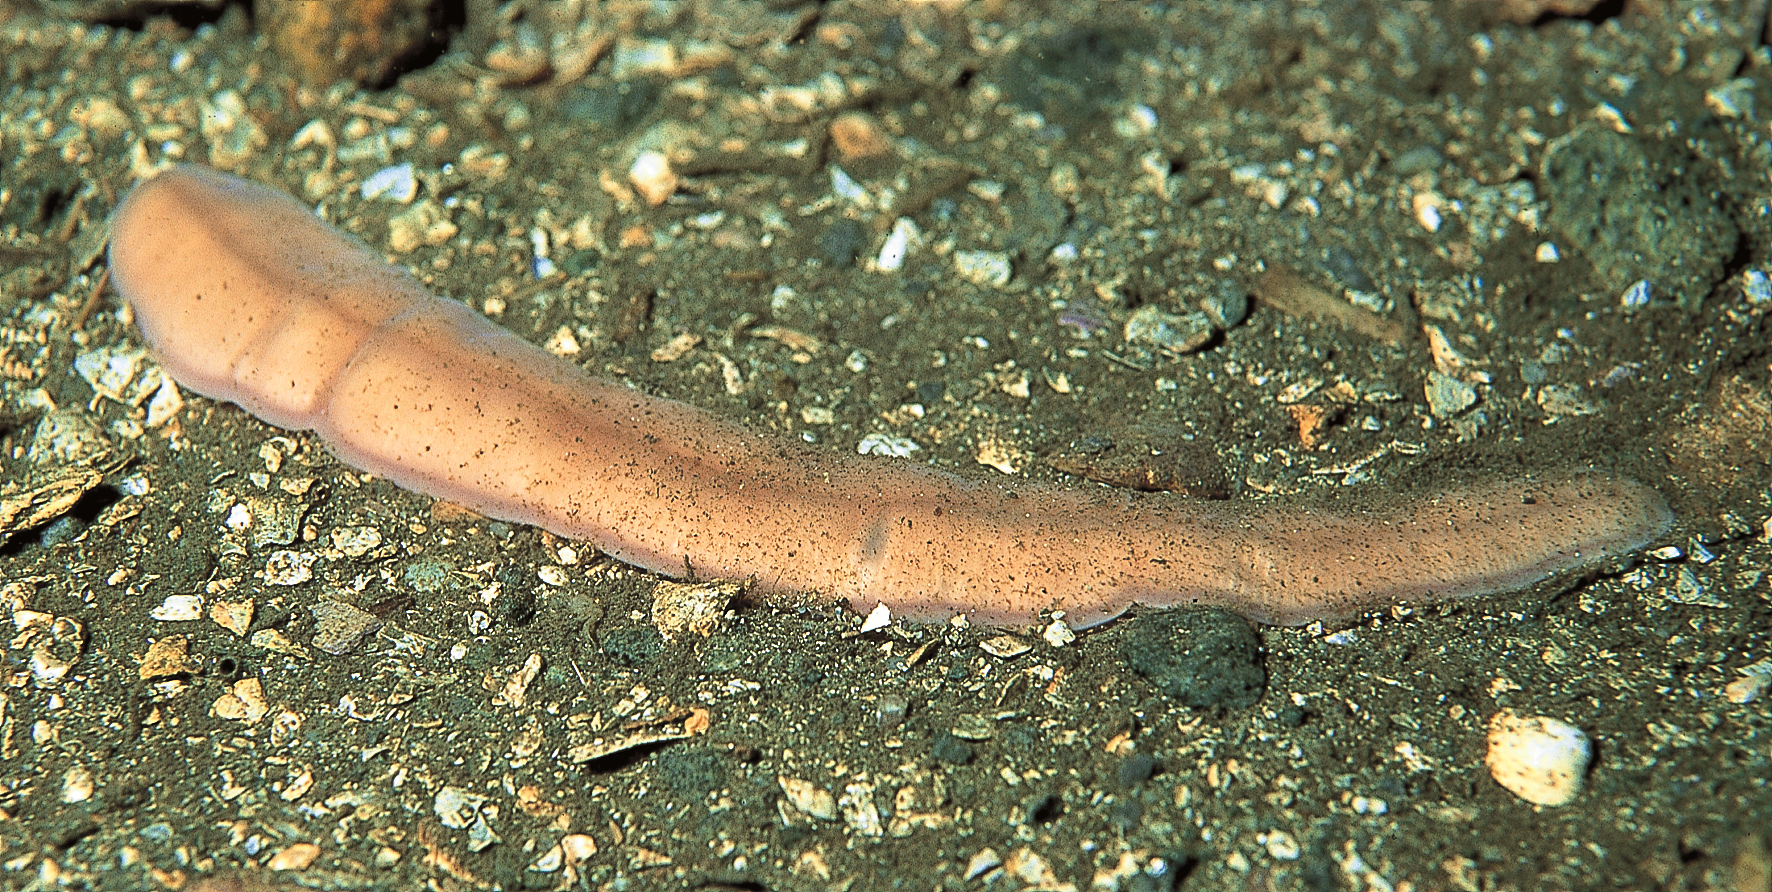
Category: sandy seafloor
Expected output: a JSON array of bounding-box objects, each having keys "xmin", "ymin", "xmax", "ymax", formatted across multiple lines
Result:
[{"xmin": 1, "ymin": 1, "xmax": 1770, "ymax": 890}]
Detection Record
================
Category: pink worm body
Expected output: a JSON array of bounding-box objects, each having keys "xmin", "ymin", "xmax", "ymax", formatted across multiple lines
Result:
[{"xmin": 106, "ymin": 165, "xmax": 1672, "ymax": 628}]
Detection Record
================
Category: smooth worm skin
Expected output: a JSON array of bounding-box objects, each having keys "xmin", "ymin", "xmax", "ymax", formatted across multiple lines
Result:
[{"xmin": 106, "ymin": 164, "xmax": 1674, "ymax": 628}]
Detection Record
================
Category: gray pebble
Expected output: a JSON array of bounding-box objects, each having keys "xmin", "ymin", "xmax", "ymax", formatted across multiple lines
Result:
[
  {"xmin": 1541, "ymin": 126, "xmax": 1737, "ymax": 310},
  {"xmin": 1122, "ymin": 608, "xmax": 1265, "ymax": 711},
  {"xmin": 1425, "ymin": 370, "xmax": 1478, "ymax": 418},
  {"xmin": 1123, "ymin": 304, "xmax": 1214, "ymax": 355},
  {"xmin": 1202, "ymin": 280, "xmax": 1250, "ymax": 330}
]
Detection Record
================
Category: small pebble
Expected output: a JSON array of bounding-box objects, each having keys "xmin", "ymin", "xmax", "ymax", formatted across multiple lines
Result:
[
  {"xmin": 1201, "ymin": 280, "xmax": 1249, "ymax": 329},
  {"xmin": 309, "ymin": 600, "xmax": 383, "ymax": 656},
  {"xmin": 932, "ymin": 733, "xmax": 975, "ymax": 765},
  {"xmin": 1485, "ymin": 709, "xmax": 1591, "ymax": 806},
  {"xmin": 629, "ymin": 151, "xmax": 677, "ymax": 205},
  {"xmin": 1741, "ymin": 270, "xmax": 1772, "ymax": 306},
  {"xmin": 1425, "ymin": 370, "xmax": 1478, "ymax": 418},
  {"xmin": 829, "ymin": 111, "xmax": 891, "ymax": 160},
  {"xmin": 953, "ymin": 250, "xmax": 1013, "ymax": 289},
  {"xmin": 777, "ymin": 776, "xmax": 838, "ymax": 820},
  {"xmin": 876, "ymin": 693, "xmax": 909, "ymax": 729},
  {"xmin": 875, "ymin": 217, "xmax": 919, "ymax": 272},
  {"xmin": 1122, "ymin": 608, "xmax": 1264, "ymax": 710},
  {"xmin": 1123, "ymin": 304, "xmax": 1214, "ymax": 356},
  {"xmin": 1117, "ymin": 752, "xmax": 1157, "ymax": 788}
]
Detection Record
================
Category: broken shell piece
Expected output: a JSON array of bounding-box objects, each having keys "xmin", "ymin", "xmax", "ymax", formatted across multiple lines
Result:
[
  {"xmin": 28, "ymin": 408, "xmax": 113, "ymax": 467},
  {"xmin": 213, "ymin": 677, "xmax": 270, "ymax": 723},
  {"xmin": 387, "ymin": 200, "xmax": 458, "ymax": 253},
  {"xmin": 0, "ymin": 465, "xmax": 108, "ymax": 537},
  {"xmin": 309, "ymin": 600, "xmax": 382, "ymax": 656},
  {"xmin": 250, "ymin": 628, "xmax": 308, "ymax": 658},
  {"xmin": 434, "ymin": 787, "xmax": 489, "ymax": 829},
  {"xmin": 1725, "ymin": 658, "xmax": 1772, "ymax": 704},
  {"xmin": 1425, "ymin": 326, "xmax": 1479, "ymax": 376},
  {"xmin": 140, "ymin": 635, "xmax": 195, "ymax": 679},
  {"xmin": 61, "ymin": 764, "xmax": 95, "ymax": 804},
  {"xmin": 15, "ymin": 612, "xmax": 84, "ymax": 685},
  {"xmin": 1286, "ymin": 403, "xmax": 1343, "ymax": 449},
  {"xmin": 489, "ymin": 653, "xmax": 543, "ymax": 708},
  {"xmin": 857, "ymin": 602, "xmax": 892, "ymax": 633},
  {"xmin": 330, "ymin": 526, "xmax": 383, "ymax": 557},
  {"xmin": 435, "ymin": 787, "xmax": 503, "ymax": 852},
  {"xmin": 974, "ymin": 437, "xmax": 1025, "ymax": 475},
  {"xmin": 980, "ymin": 635, "xmax": 1031, "ymax": 659},
  {"xmin": 31, "ymin": 646, "xmax": 72, "ymax": 684},
  {"xmin": 651, "ymin": 580, "xmax": 742, "ymax": 641},
  {"xmin": 144, "ymin": 371, "xmax": 184, "ymax": 427},
  {"xmin": 1485, "ymin": 709, "xmax": 1590, "ymax": 806},
  {"xmin": 778, "ymin": 776, "xmax": 838, "ymax": 820},
  {"xmin": 150, "ymin": 594, "xmax": 204, "ymax": 622},
  {"xmin": 560, "ymin": 834, "xmax": 598, "ymax": 863},
  {"xmin": 210, "ymin": 599, "xmax": 255, "ymax": 637},
  {"xmin": 966, "ymin": 848, "xmax": 1004, "ymax": 880},
  {"xmin": 267, "ymin": 842, "xmax": 321, "ymax": 871},
  {"xmin": 1041, "ymin": 618, "xmax": 1076, "ymax": 647}
]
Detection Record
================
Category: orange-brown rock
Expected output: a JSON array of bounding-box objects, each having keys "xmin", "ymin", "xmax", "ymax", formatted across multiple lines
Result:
[{"xmin": 259, "ymin": 0, "xmax": 451, "ymax": 87}]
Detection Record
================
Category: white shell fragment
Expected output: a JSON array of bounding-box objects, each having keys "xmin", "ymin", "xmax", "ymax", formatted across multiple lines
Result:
[
  {"xmin": 1041, "ymin": 617, "xmax": 1076, "ymax": 648},
  {"xmin": 857, "ymin": 601, "xmax": 893, "ymax": 633},
  {"xmin": 630, "ymin": 150, "xmax": 677, "ymax": 206},
  {"xmin": 434, "ymin": 787, "xmax": 502, "ymax": 852},
  {"xmin": 876, "ymin": 217, "xmax": 920, "ymax": 271},
  {"xmin": 979, "ymin": 635, "xmax": 1031, "ymax": 659},
  {"xmin": 330, "ymin": 526, "xmax": 383, "ymax": 557},
  {"xmin": 1742, "ymin": 270, "xmax": 1772, "ymax": 306},
  {"xmin": 966, "ymin": 848, "xmax": 1003, "ymax": 880},
  {"xmin": 262, "ymin": 550, "xmax": 319, "ymax": 586},
  {"xmin": 856, "ymin": 433, "xmax": 920, "ymax": 458},
  {"xmin": 1485, "ymin": 709, "xmax": 1591, "ymax": 806},
  {"xmin": 150, "ymin": 594, "xmax": 204, "ymax": 622},
  {"xmin": 1705, "ymin": 78, "xmax": 1756, "ymax": 119},
  {"xmin": 652, "ymin": 580, "xmax": 742, "ymax": 641},
  {"xmin": 361, "ymin": 163, "xmax": 418, "ymax": 203}
]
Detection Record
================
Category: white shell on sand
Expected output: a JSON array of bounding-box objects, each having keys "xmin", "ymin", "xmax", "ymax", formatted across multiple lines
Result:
[{"xmin": 1485, "ymin": 709, "xmax": 1592, "ymax": 806}]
